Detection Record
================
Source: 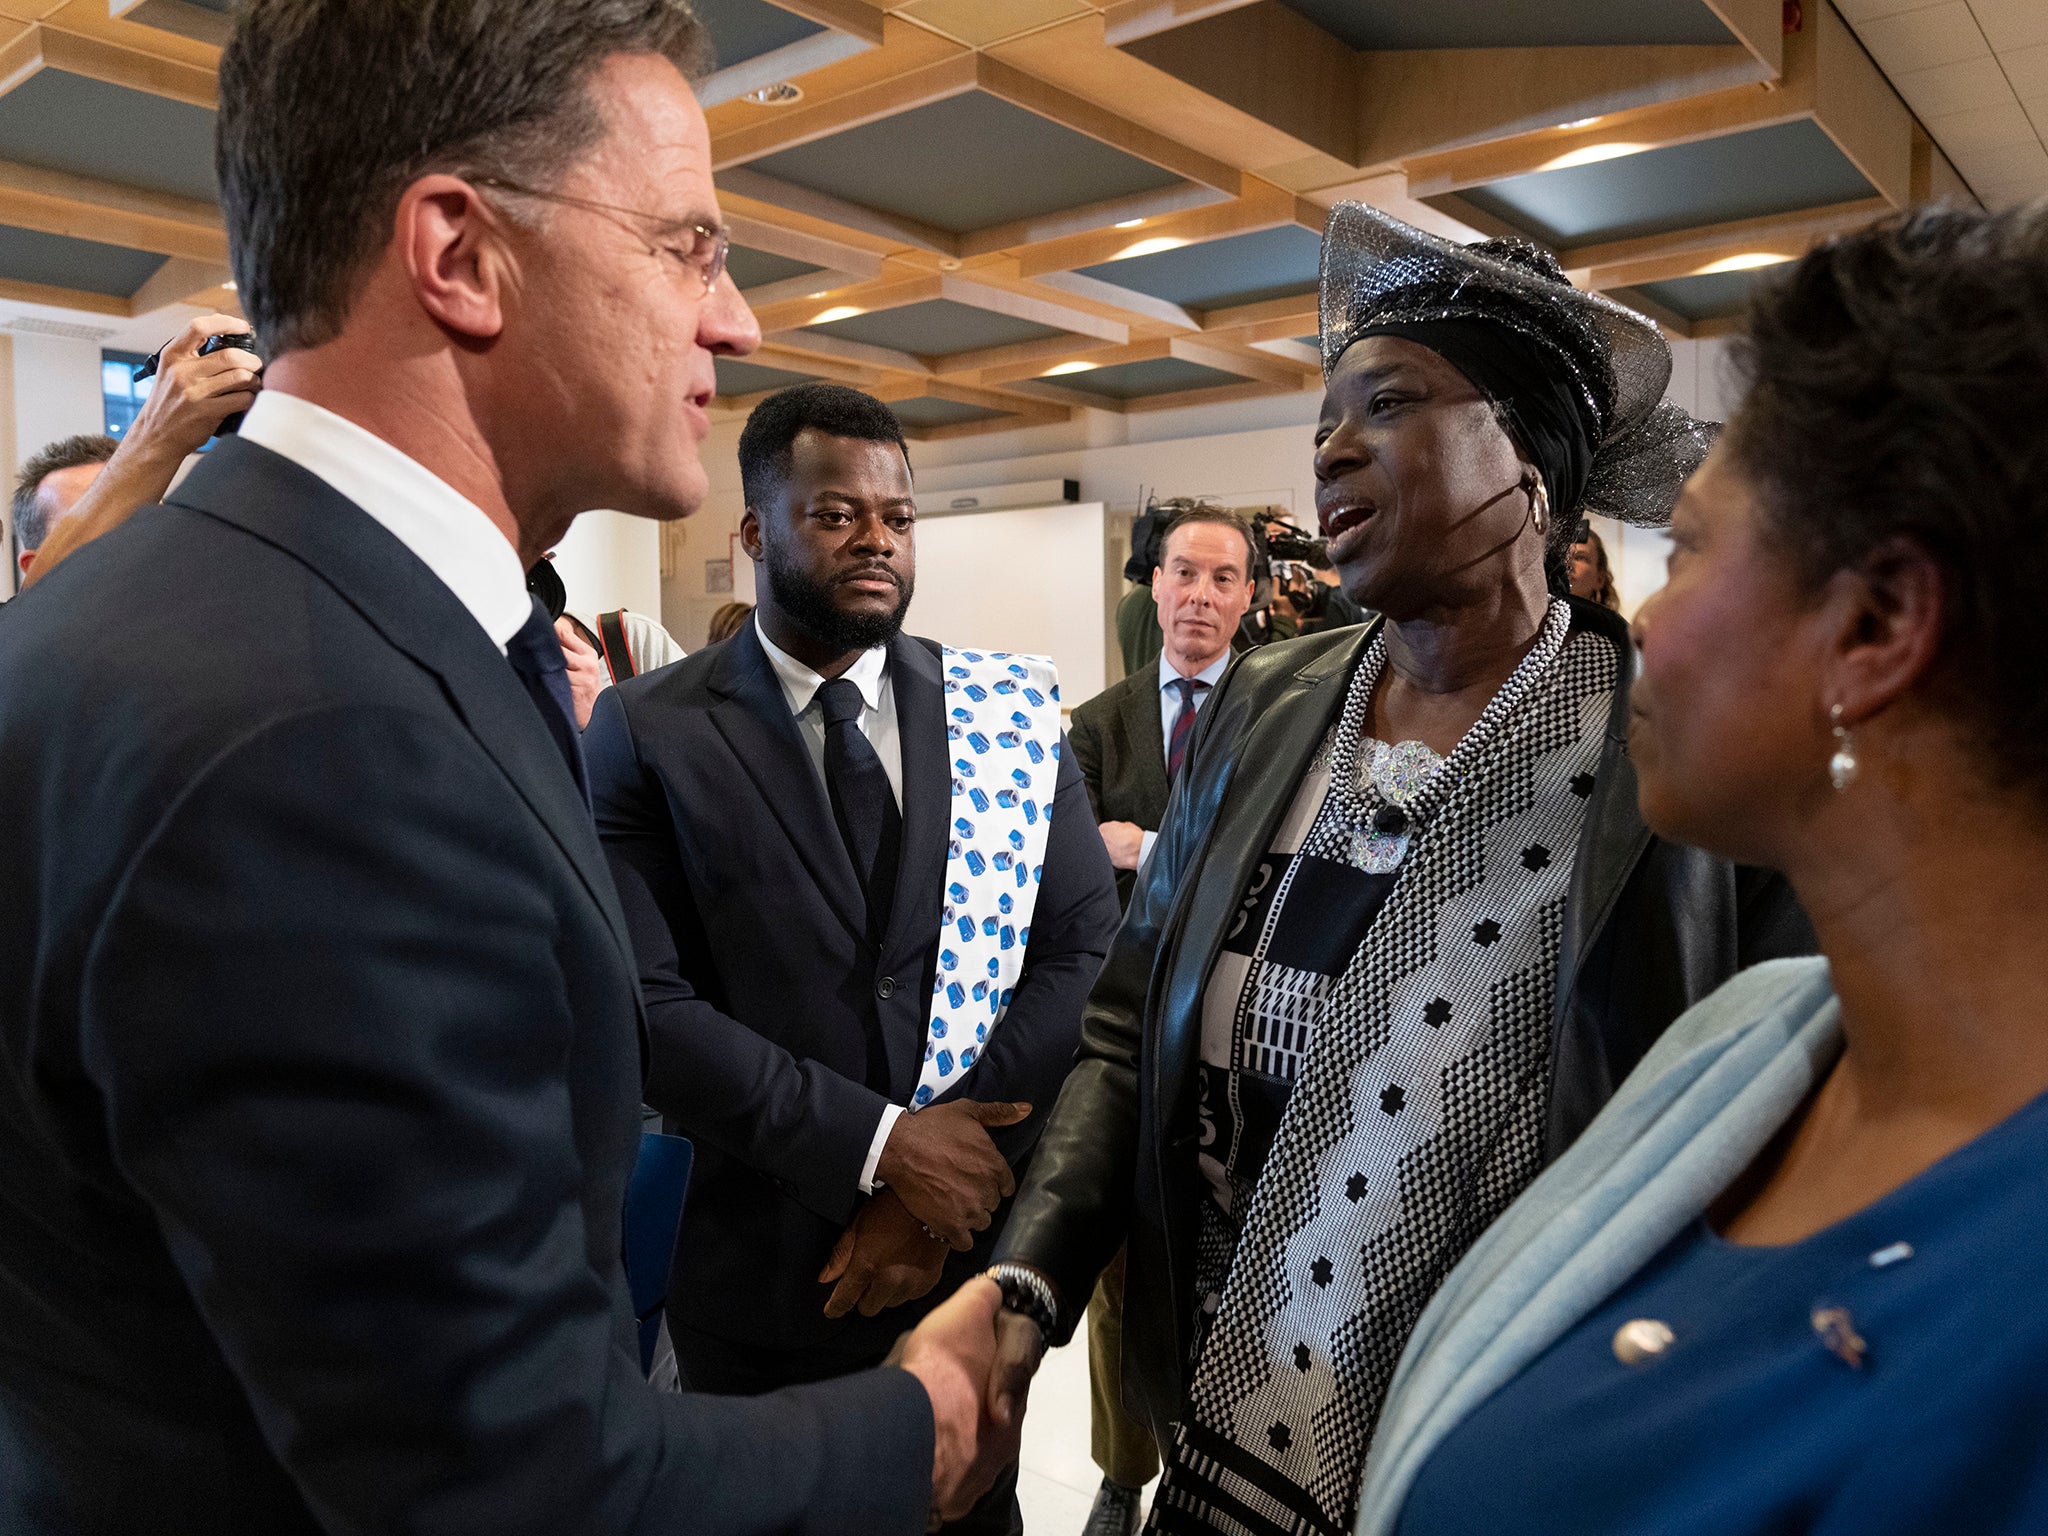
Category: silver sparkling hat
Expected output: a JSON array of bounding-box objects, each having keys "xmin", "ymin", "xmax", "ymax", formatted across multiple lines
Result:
[{"xmin": 1318, "ymin": 200, "xmax": 1718, "ymax": 528}]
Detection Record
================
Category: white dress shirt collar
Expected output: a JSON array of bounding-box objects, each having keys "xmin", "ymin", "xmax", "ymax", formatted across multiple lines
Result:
[
  {"xmin": 1159, "ymin": 647, "xmax": 1232, "ymax": 695},
  {"xmin": 237, "ymin": 389, "xmax": 531, "ymax": 651},
  {"xmin": 755, "ymin": 615, "xmax": 891, "ymax": 717}
]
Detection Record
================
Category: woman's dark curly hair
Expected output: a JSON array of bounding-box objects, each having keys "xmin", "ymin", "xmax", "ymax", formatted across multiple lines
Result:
[{"xmin": 1727, "ymin": 200, "xmax": 2048, "ymax": 806}]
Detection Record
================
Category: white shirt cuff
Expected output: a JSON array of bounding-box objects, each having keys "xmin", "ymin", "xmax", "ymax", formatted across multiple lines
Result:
[
  {"xmin": 860, "ymin": 1103, "xmax": 906, "ymax": 1194},
  {"xmin": 1138, "ymin": 829, "xmax": 1159, "ymax": 867}
]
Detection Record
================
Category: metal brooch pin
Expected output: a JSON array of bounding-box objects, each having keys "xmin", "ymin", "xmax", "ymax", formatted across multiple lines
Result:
[
  {"xmin": 1612, "ymin": 1318, "xmax": 1675, "ymax": 1366},
  {"xmin": 1811, "ymin": 1306, "xmax": 1867, "ymax": 1369}
]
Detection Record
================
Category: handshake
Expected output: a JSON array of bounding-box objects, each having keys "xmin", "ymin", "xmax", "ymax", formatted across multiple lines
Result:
[{"xmin": 827, "ymin": 1096, "xmax": 1060, "ymax": 1525}]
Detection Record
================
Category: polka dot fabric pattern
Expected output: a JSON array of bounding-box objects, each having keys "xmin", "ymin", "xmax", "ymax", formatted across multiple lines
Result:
[
  {"xmin": 918, "ymin": 648, "xmax": 1061, "ymax": 1109},
  {"xmin": 1150, "ymin": 604, "xmax": 1617, "ymax": 1536}
]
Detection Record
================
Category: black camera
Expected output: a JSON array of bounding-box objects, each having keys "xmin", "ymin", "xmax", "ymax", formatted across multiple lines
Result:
[
  {"xmin": 1253, "ymin": 510, "xmax": 1319, "ymax": 565},
  {"xmin": 132, "ymin": 330, "xmax": 262, "ymax": 438}
]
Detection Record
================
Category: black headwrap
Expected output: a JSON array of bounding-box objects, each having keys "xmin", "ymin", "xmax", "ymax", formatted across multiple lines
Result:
[{"xmin": 1348, "ymin": 315, "xmax": 1598, "ymax": 526}]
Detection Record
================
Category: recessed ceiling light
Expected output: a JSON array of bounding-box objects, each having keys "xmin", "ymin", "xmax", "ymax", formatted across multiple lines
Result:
[
  {"xmin": 1559, "ymin": 116, "xmax": 1601, "ymax": 130},
  {"xmin": 221, "ymin": 280, "xmax": 237, "ymax": 291},
  {"xmin": 807, "ymin": 290, "xmax": 832, "ymax": 298},
  {"xmin": 1698, "ymin": 251, "xmax": 1792, "ymax": 274},
  {"xmin": 1113, "ymin": 218, "xmax": 1146, "ymax": 229},
  {"xmin": 1113, "ymin": 236, "xmax": 1188, "ymax": 259},
  {"xmin": 1538, "ymin": 141, "xmax": 1645, "ymax": 171},
  {"xmin": 810, "ymin": 305, "xmax": 864, "ymax": 324},
  {"xmin": 743, "ymin": 82, "xmax": 804, "ymax": 106},
  {"xmin": 1043, "ymin": 360, "xmax": 1100, "ymax": 376}
]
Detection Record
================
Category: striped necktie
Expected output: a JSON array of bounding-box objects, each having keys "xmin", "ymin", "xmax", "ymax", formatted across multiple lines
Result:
[{"xmin": 1166, "ymin": 675, "xmax": 1211, "ymax": 782}]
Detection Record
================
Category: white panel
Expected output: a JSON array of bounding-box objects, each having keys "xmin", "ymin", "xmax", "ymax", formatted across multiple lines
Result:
[
  {"xmin": 905, "ymin": 502, "xmax": 1108, "ymax": 710},
  {"xmin": 551, "ymin": 509, "xmax": 663, "ymax": 618},
  {"xmin": 1856, "ymin": 2, "xmax": 1988, "ymax": 75}
]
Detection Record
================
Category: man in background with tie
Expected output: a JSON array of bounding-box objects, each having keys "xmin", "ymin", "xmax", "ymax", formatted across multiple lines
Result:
[
  {"xmin": 1063, "ymin": 504, "xmax": 1255, "ymax": 1535},
  {"xmin": 583, "ymin": 382, "xmax": 1120, "ymax": 1534}
]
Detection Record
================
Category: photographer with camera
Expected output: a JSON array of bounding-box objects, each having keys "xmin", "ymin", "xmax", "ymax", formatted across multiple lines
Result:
[
  {"xmin": 1257, "ymin": 510, "xmax": 1371, "ymax": 638},
  {"xmin": 19, "ymin": 314, "xmax": 260, "ymax": 591}
]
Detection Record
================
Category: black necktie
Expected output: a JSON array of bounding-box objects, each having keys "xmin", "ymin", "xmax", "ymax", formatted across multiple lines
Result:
[
  {"xmin": 818, "ymin": 676, "xmax": 901, "ymax": 939},
  {"xmin": 506, "ymin": 594, "xmax": 590, "ymax": 807},
  {"xmin": 1166, "ymin": 675, "xmax": 1210, "ymax": 781}
]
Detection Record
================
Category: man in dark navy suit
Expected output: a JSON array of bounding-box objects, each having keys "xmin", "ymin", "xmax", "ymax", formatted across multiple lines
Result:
[
  {"xmin": 584, "ymin": 383, "xmax": 1121, "ymax": 1533},
  {"xmin": 0, "ymin": 5, "xmax": 1011, "ymax": 1532}
]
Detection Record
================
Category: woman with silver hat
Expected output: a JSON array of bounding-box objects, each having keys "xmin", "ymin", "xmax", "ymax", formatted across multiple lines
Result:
[{"xmin": 984, "ymin": 204, "xmax": 1813, "ymax": 1536}]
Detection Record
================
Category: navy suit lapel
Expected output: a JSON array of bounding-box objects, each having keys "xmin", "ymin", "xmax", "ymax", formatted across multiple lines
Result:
[
  {"xmin": 879, "ymin": 635, "xmax": 948, "ymax": 1098},
  {"xmin": 705, "ymin": 623, "xmax": 868, "ymax": 944},
  {"xmin": 165, "ymin": 439, "xmax": 641, "ymax": 987}
]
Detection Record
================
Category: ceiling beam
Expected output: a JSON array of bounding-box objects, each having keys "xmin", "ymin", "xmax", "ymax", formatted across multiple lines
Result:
[
  {"xmin": 1100, "ymin": 0, "xmax": 1264, "ymax": 48},
  {"xmin": 956, "ymin": 180, "xmax": 1228, "ymax": 260},
  {"xmin": 1700, "ymin": 0, "xmax": 1785, "ymax": 78},
  {"xmin": 1028, "ymin": 269, "xmax": 1200, "ymax": 331},
  {"xmin": 1560, "ymin": 196, "xmax": 1889, "ymax": 290},
  {"xmin": 762, "ymin": 326, "xmax": 925, "ymax": 375},
  {"xmin": 1124, "ymin": 375, "xmax": 1298, "ymax": 413},
  {"xmin": 712, "ymin": 50, "xmax": 977, "ymax": 169},
  {"xmin": 0, "ymin": 19, "xmax": 37, "ymax": 96},
  {"xmin": 718, "ymin": 167, "xmax": 959, "ymax": 255},
  {"xmin": 766, "ymin": 0, "xmax": 885, "ymax": 47},
  {"xmin": 937, "ymin": 272, "xmax": 1129, "ymax": 343},
  {"xmin": 1168, "ymin": 334, "xmax": 1312, "ymax": 388},
  {"xmin": 1358, "ymin": 43, "xmax": 1770, "ymax": 169},
  {"xmin": 746, "ymin": 341, "xmax": 890, "ymax": 388},
  {"xmin": 0, "ymin": 273, "xmax": 128, "ymax": 315},
  {"xmin": 36, "ymin": 1, "xmax": 219, "ymax": 107},
  {"xmin": 1013, "ymin": 176, "xmax": 1297, "ymax": 276},
  {"xmin": 1197, "ymin": 289, "xmax": 1315, "ymax": 336},
  {"xmin": 1111, "ymin": 1, "xmax": 1357, "ymax": 165},
  {"xmin": 1807, "ymin": 0, "xmax": 1912, "ymax": 208},
  {"xmin": 931, "ymin": 331, "xmax": 1132, "ymax": 382},
  {"xmin": 125, "ymin": 253, "xmax": 234, "ymax": 315},
  {"xmin": 971, "ymin": 334, "xmax": 1170, "ymax": 386},
  {"xmin": 974, "ymin": 55, "xmax": 1241, "ymax": 197},
  {"xmin": 747, "ymin": 270, "xmax": 943, "ymax": 335},
  {"xmin": 697, "ymin": 29, "xmax": 873, "ymax": 110},
  {"xmin": 0, "ymin": 156, "xmax": 225, "ymax": 261},
  {"xmin": 725, "ymin": 215, "xmax": 885, "ymax": 280},
  {"xmin": 994, "ymin": 12, "xmax": 1354, "ymax": 191}
]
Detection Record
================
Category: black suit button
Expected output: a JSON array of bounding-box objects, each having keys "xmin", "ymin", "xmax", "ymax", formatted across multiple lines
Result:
[{"xmin": 876, "ymin": 975, "xmax": 896, "ymax": 1000}]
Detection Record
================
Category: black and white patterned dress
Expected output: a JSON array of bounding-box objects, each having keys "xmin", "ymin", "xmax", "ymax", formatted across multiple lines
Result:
[{"xmin": 1150, "ymin": 601, "xmax": 1616, "ymax": 1536}]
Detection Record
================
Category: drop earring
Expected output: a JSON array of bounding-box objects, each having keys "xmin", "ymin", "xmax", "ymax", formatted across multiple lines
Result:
[
  {"xmin": 1828, "ymin": 704, "xmax": 1859, "ymax": 791},
  {"xmin": 1525, "ymin": 474, "xmax": 1549, "ymax": 537}
]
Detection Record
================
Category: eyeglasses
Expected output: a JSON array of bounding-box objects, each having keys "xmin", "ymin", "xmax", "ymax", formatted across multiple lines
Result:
[{"xmin": 471, "ymin": 175, "xmax": 730, "ymax": 294}]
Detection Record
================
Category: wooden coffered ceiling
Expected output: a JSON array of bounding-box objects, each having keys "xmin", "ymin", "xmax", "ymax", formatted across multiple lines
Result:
[{"xmin": 0, "ymin": 0, "xmax": 1982, "ymax": 439}]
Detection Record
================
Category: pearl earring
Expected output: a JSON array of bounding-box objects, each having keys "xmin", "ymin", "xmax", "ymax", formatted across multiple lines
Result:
[{"xmin": 1828, "ymin": 704, "xmax": 1859, "ymax": 792}]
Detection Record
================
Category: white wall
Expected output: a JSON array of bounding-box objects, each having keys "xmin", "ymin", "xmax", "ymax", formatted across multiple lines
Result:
[
  {"xmin": 550, "ymin": 508, "xmax": 663, "ymax": 623},
  {"xmin": 662, "ymin": 336, "xmax": 1742, "ymax": 649},
  {"xmin": 2, "ymin": 331, "xmax": 109, "ymax": 598}
]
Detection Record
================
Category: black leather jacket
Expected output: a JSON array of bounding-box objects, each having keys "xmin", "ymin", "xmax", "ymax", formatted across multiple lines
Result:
[{"xmin": 994, "ymin": 599, "xmax": 1813, "ymax": 1445}]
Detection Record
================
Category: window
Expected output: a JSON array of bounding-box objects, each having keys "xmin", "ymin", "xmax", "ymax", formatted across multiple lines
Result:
[{"xmin": 102, "ymin": 350, "xmax": 154, "ymax": 439}]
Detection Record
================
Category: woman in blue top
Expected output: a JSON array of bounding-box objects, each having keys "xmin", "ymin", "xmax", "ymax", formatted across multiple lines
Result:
[{"xmin": 1354, "ymin": 202, "xmax": 2048, "ymax": 1534}]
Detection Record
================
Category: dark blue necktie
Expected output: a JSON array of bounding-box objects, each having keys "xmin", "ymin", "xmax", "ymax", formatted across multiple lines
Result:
[
  {"xmin": 818, "ymin": 676, "xmax": 901, "ymax": 939},
  {"xmin": 1167, "ymin": 675, "xmax": 1210, "ymax": 781},
  {"xmin": 506, "ymin": 594, "xmax": 590, "ymax": 808}
]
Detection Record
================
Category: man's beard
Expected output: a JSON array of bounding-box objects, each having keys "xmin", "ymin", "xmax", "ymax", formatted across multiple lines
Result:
[{"xmin": 763, "ymin": 542, "xmax": 914, "ymax": 654}]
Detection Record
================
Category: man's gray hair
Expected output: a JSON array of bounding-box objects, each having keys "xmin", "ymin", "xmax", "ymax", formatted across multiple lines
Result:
[{"xmin": 12, "ymin": 433, "xmax": 116, "ymax": 554}]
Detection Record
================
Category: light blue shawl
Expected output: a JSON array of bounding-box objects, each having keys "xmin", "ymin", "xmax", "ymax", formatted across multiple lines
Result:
[{"xmin": 1354, "ymin": 957, "xmax": 1842, "ymax": 1535}]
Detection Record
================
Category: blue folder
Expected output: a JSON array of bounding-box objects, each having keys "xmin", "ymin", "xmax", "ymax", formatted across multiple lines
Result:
[{"xmin": 624, "ymin": 1128, "xmax": 694, "ymax": 1376}]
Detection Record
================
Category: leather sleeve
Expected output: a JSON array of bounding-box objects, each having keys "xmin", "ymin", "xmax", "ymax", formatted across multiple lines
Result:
[
  {"xmin": 934, "ymin": 729, "xmax": 1121, "ymax": 1174},
  {"xmin": 80, "ymin": 704, "xmax": 935, "ymax": 1536},
  {"xmin": 1735, "ymin": 863, "xmax": 1817, "ymax": 968},
  {"xmin": 583, "ymin": 686, "xmax": 891, "ymax": 1228},
  {"xmin": 991, "ymin": 661, "xmax": 1239, "ymax": 1335}
]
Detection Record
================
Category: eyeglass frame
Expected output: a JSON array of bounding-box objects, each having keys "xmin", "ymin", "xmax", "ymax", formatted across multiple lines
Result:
[{"xmin": 469, "ymin": 174, "xmax": 731, "ymax": 294}]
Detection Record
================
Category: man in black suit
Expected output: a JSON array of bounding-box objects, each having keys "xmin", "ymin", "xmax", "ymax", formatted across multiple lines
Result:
[
  {"xmin": 0, "ymin": 5, "xmax": 1010, "ymax": 1532},
  {"xmin": 1064, "ymin": 504, "xmax": 1255, "ymax": 1534},
  {"xmin": 584, "ymin": 382, "xmax": 1121, "ymax": 1533}
]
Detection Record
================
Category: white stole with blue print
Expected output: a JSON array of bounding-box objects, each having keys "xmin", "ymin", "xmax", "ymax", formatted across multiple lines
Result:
[{"xmin": 915, "ymin": 648, "xmax": 1062, "ymax": 1108}]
